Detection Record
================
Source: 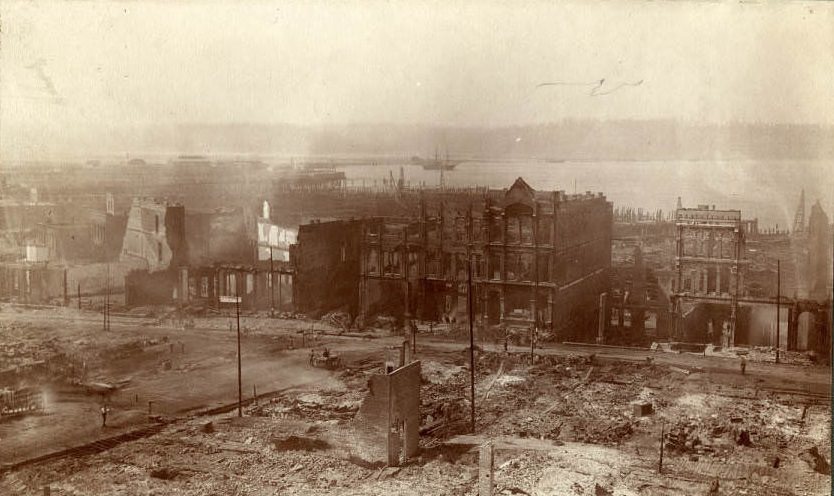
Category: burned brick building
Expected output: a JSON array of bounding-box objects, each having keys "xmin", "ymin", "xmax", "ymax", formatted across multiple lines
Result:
[
  {"xmin": 291, "ymin": 179, "xmax": 612, "ymax": 340},
  {"xmin": 291, "ymin": 219, "xmax": 363, "ymax": 317},
  {"xmin": 121, "ymin": 198, "xmax": 187, "ymax": 271},
  {"xmin": 122, "ymin": 198, "xmax": 188, "ymax": 305},
  {"xmin": 806, "ymin": 201, "xmax": 832, "ymax": 302},
  {"xmin": 360, "ymin": 178, "xmax": 611, "ymax": 340},
  {"xmin": 673, "ymin": 205, "xmax": 746, "ymax": 298},
  {"xmin": 673, "ymin": 205, "xmax": 749, "ymax": 346},
  {"xmin": 604, "ymin": 246, "xmax": 674, "ymax": 345}
]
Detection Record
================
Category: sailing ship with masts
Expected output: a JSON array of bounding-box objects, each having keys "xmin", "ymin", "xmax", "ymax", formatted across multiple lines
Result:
[{"xmin": 410, "ymin": 147, "xmax": 461, "ymax": 171}]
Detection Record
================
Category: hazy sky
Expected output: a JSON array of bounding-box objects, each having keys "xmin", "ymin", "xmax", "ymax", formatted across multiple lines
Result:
[{"xmin": 2, "ymin": 0, "xmax": 833, "ymax": 151}]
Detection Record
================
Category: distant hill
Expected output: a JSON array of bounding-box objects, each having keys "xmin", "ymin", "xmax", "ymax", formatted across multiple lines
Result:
[{"xmin": 5, "ymin": 120, "xmax": 834, "ymax": 161}]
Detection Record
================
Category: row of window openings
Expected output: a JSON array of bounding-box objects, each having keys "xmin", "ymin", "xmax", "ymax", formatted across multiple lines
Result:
[
  {"xmin": 682, "ymin": 239, "xmax": 737, "ymax": 258},
  {"xmin": 372, "ymin": 218, "xmax": 557, "ymax": 245},
  {"xmin": 674, "ymin": 271, "xmax": 732, "ymax": 293},
  {"xmin": 186, "ymin": 274, "xmax": 290, "ymax": 299},
  {"xmin": 609, "ymin": 309, "xmax": 658, "ymax": 330},
  {"xmin": 364, "ymin": 251, "xmax": 605, "ymax": 282},
  {"xmin": 373, "ymin": 217, "xmax": 598, "ymax": 246}
]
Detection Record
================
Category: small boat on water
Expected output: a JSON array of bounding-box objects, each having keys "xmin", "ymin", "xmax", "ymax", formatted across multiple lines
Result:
[{"xmin": 410, "ymin": 150, "xmax": 461, "ymax": 170}]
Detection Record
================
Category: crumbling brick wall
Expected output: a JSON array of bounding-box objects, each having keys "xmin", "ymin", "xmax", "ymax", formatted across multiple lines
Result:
[
  {"xmin": 351, "ymin": 360, "xmax": 421, "ymax": 466},
  {"xmin": 292, "ymin": 219, "xmax": 362, "ymax": 317},
  {"xmin": 124, "ymin": 268, "xmax": 177, "ymax": 306},
  {"xmin": 121, "ymin": 200, "xmax": 187, "ymax": 272}
]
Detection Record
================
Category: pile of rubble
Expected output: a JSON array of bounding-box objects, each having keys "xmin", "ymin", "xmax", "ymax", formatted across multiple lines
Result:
[
  {"xmin": 664, "ymin": 416, "xmax": 738, "ymax": 457},
  {"xmin": 249, "ymin": 390, "xmax": 363, "ymax": 422},
  {"xmin": 466, "ymin": 353, "xmax": 670, "ymax": 447}
]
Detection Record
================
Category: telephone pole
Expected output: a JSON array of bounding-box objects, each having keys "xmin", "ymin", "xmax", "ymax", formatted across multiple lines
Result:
[
  {"xmin": 220, "ymin": 291, "xmax": 243, "ymax": 417},
  {"xmin": 269, "ymin": 246, "xmax": 275, "ymax": 317},
  {"xmin": 236, "ymin": 296, "xmax": 242, "ymax": 417},
  {"xmin": 776, "ymin": 260, "xmax": 782, "ymax": 363},
  {"xmin": 103, "ymin": 221, "xmax": 110, "ymax": 332},
  {"xmin": 467, "ymin": 258, "xmax": 476, "ymax": 434}
]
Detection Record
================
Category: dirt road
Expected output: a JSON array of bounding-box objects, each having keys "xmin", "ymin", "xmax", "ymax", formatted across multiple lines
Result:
[{"xmin": 0, "ymin": 311, "xmax": 356, "ymax": 465}]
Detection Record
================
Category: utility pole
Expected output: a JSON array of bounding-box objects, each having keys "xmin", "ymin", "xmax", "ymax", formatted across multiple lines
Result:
[
  {"xmin": 106, "ymin": 261, "xmax": 111, "ymax": 332},
  {"xmin": 776, "ymin": 259, "xmax": 781, "ymax": 364},
  {"xmin": 467, "ymin": 257, "xmax": 476, "ymax": 434},
  {"xmin": 236, "ymin": 295, "xmax": 242, "ymax": 417},
  {"xmin": 658, "ymin": 423, "xmax": 665, "ymax": 474},
  {"xmin": 104, "ymin": 220, "xmax": 110, "ymax": 332},
  {"xmin": 270, "ymin": 246, "xmax": 275, "ymax": 317},
  {"xmin": 221, "ymin": 289, "xmax": 243, "ymax": 417},
  {"xmin": 532, "ymin": 208, "xmax": 539, "ymax": 363}
]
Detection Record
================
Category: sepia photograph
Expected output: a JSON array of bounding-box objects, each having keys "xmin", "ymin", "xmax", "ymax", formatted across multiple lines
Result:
[{"xmin": 0, "ymin": 1, "xmax": 832, "ymax": 494}]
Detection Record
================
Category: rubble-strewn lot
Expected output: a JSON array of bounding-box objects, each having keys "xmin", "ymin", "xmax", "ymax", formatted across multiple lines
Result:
[
  {"xmin": 1, "ymin": 343, "xmax": 829, "ymax": 496},
  {"xmin": 0, "ymin": 305, "xmax": 353, "ymax": 466}
]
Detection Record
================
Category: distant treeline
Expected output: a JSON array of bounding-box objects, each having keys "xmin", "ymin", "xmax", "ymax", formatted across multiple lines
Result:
[{"xmin": 8, "ymin": 120, "xmax": 834, "ymax": 161}]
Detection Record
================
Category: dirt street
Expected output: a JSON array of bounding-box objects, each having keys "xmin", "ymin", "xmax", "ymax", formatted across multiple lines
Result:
[{"xmin": 0, "ymin": 305, "xmax": 363, "ymax": 465}]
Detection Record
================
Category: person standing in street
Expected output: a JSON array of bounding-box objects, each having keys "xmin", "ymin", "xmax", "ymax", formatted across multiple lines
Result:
[{"xmin": 100, "ymin": 404, "xmax": 111, "ymax": 428}]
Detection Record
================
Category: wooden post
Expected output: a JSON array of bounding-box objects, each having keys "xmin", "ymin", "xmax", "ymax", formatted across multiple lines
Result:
[
  {"xmin": 236, "ymin": 297, "xmax": 242, "ymax": 417},
  {"xmin": 270, "ymin": 247, "xmax": 275, "ymax": 317},
  {"xmin": 468, "ymin": 258, "xmax": 476, "ymax": 434},
  {"xmin": 598, "ymin": 292, "xmax": 607, "ymax": 344},
  {"xmin": 776, "ymin": 260, "xmax": 782, "ymax": 363},
  {"xmin": 532, "ymin": 206, "xmax": 539, "ymax": 361},
  {"xmin": 658, "ymin": 423, "xmax": 665, "ymax": 474}
]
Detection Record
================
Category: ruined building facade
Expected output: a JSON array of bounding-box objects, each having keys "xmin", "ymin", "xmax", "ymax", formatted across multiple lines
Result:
[
  {"xmin": 673, "ymin": 205, "xmax": 747, "ymax": 346},
  {"xmin": 120, "ymin": 198, "xmax": 187, "ymax": 271},
  {"xmin": 350, "ymin": 178, "xmax": 612, "ymax": 341},
  {"xmin": 806, "ymin": 201, "xmax": 832, "ymax": 302},
  {"xmin": 291, "ymin": 219, "xmax": 363, "ymax": 317},
  {"xmin": 122, "ymin": 198, "xmax": 187, "ymax": 305}
]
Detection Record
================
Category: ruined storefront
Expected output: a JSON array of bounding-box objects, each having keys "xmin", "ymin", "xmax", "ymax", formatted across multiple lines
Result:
[{"xmin": 357, "ymin": 178, "xmax": 612, "ymax": 341}]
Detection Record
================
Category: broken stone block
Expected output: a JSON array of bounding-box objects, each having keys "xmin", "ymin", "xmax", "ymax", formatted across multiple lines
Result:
[
  {"xmin": 632, "ymin": 402, "xmax": 653, "ymax": 416},
  {"xmin": 149, "ymin": 467, "xmax": 179, "ymax": 480},
  {"xmin": 594, "ymin": 483, "xmax": 613, "ymax": 496},
  {"xmin": 707, "ymin": 479, "xmax": 720, "ymax": 495},
  {"xmin": 799, "ymin": 446, "xmax": 831, "ymax": 475},
  {"xmin": 272, "ymin": 435, "xmax": 330, "ymax": 452},
  {"xmin": 737, "ymin": 430, "xmax": 752, "ymax": 447}
]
